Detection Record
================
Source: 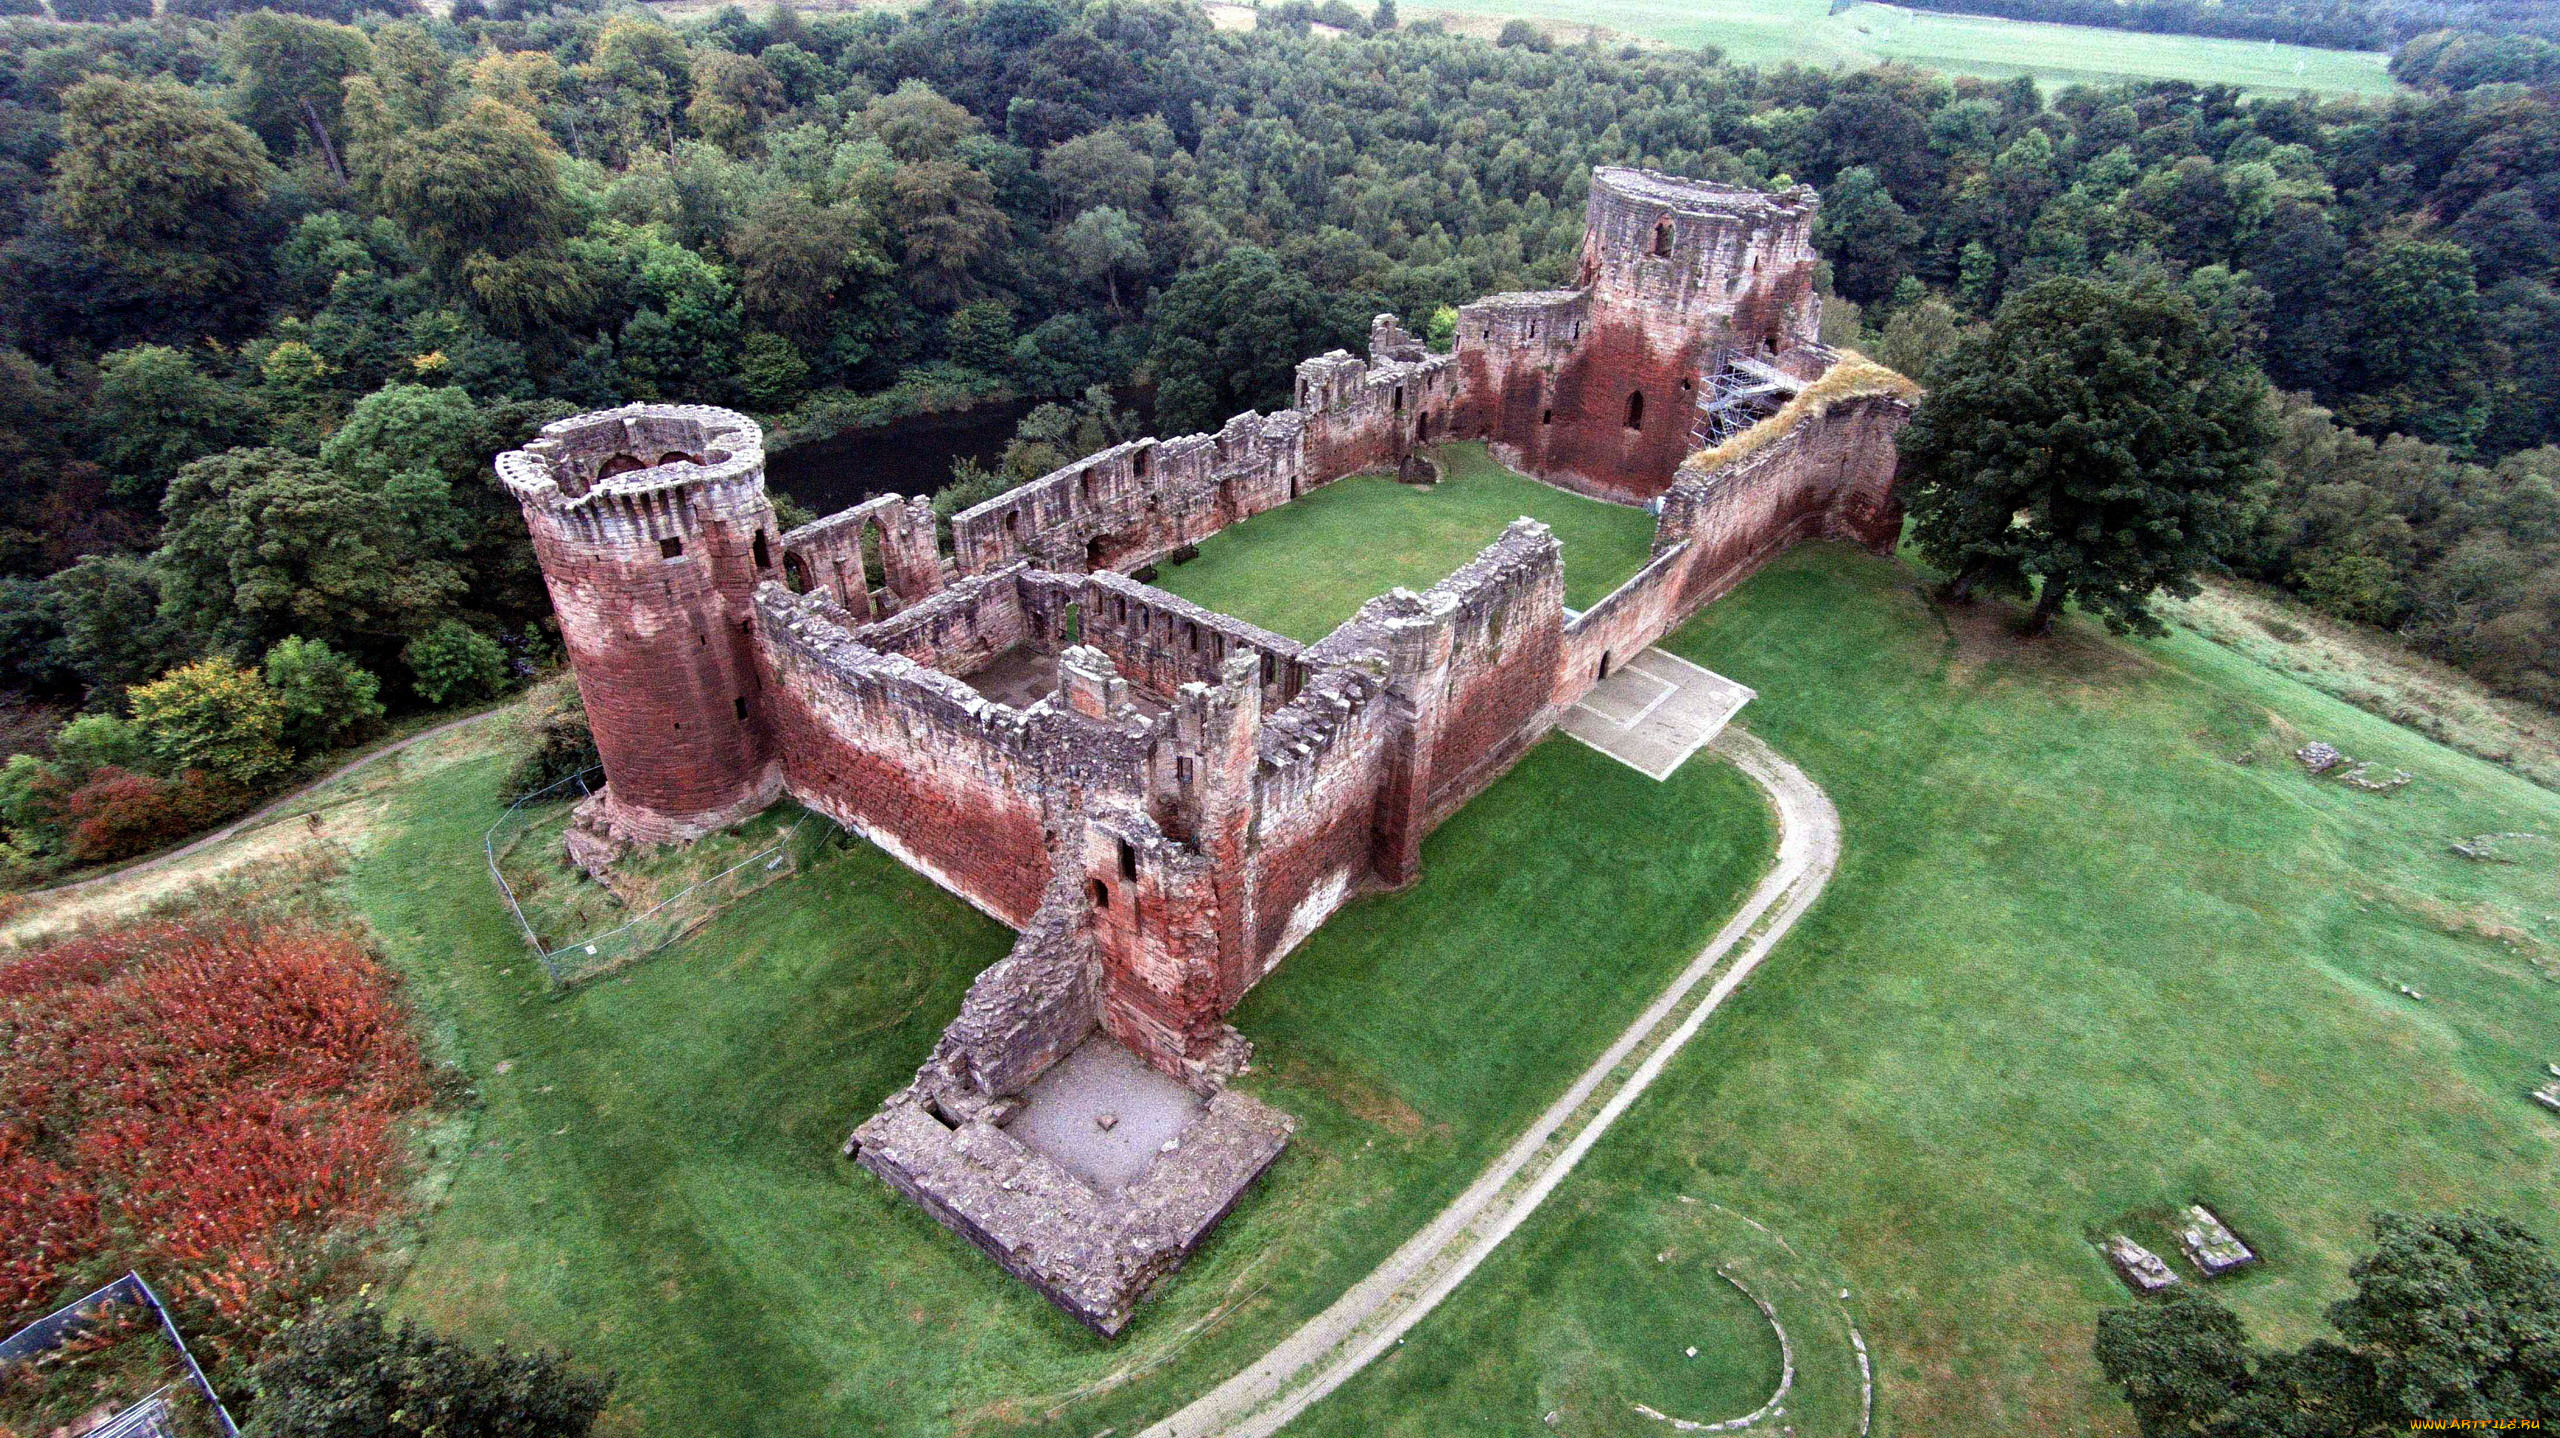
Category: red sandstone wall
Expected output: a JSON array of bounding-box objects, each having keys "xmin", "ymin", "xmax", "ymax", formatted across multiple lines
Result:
[
  {"xmin": 532, "ymin": 497, "xmax": 778, "ymax": 824},
  {"xmin": 853, "ymin": 567, "xmax": 1031, "ymax": 676},
  {"xmin": 1419, "ymin": 549, "xmax": 1566, "ymax": 821},
  {"xmin": 1078, "ymin": 575, "xmax": 1306, "ymax": 709},
  {"xmin": 1246, "ymin": 679, "xmax": 1392, "ymax": 970},
  {"xmin": 759, "ymin": 607, "xmax": 1057, "ymax": 927}
]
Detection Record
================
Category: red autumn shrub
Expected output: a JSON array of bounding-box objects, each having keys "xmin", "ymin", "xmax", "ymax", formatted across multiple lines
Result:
[
  {"xmin": 61, "ymin": 767, "xmax": 243, "ymax": 865},
  {"xmin": 0, "ymin": 916, "xmax": 431, "ymax": 1355}
]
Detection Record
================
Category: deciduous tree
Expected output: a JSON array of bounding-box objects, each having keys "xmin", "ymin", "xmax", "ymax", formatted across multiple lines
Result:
[
  {"xmin": 1900, "ymin": 273, "xmax": 2273, "ymax": 635},
  {"xmin": 49, "ymin": 76, "xmax": 272, "ymax": 296}
]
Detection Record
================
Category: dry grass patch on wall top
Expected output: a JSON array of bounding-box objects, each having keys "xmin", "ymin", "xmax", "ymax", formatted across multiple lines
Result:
[{"xmin": 1680, "ymin": 351, "xmax": 1921, "ymax": 477}]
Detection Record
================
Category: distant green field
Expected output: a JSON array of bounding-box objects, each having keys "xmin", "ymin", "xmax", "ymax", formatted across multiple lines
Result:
[{"xmin": 1420, "ymin": 0, "xmax": 2401, "ymax": 96}]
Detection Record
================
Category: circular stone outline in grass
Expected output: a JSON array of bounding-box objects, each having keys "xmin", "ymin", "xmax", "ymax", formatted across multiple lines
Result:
[
  {"xmin": 1606, "ymin": 1198, "xmax": 1876, "ymax": 1438},
  {"xmin": 1630, "ymin": 1269, "xmax": 1795, "ymax": 1433}
]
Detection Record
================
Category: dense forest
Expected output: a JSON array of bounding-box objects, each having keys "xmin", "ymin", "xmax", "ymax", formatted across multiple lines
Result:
[{"xmin": 0, "ymin": 0, "xmax": 2558, "ymax": 870}]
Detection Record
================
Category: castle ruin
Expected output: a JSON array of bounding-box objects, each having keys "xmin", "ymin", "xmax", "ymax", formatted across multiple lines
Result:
[{"xmin": 500, "ymin": 168, "xmax": 1912, "ymax": 1337}]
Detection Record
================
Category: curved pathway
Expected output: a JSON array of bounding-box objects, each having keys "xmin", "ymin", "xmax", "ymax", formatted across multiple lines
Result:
[
  {"xmin": 27, "ymin": 709, "xmax": 505, "ymax": 899},
  {"xmin": 1142, "ymin": 726, "xmax": 1842, "ymax": 1438}
]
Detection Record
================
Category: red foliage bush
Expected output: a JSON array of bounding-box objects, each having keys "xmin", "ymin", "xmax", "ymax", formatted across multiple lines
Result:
[
  {"xmin": 61, "ymin": 768, "xmax": 244, "ymax": 865},
  {"xmin": 0, "ymin": 917, "xmax": 431, "ymax": 1353}
]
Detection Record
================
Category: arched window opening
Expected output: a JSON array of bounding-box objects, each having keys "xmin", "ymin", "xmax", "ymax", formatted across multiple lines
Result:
[
  {"xmin": 1087, "ymin": 534, "xmax": 1109, "ymax": 571},
  {"xmin": 600, "ymin": 454, "xmax": 648, "ymax": 479},
  {"xmin": 782, "ymin": 551, "xmax": 809, "ymax": 592},
  {"xmin": 1003, "ymin": 511, "xmax": 1021, "ymax": 542},
  {"xmin": 1653, "ymin": 220, "xmax": 1674, "ymax": 257},
  {"xmin": 657, "ymin": 451, "xmax": 696, "ymax": 468},
  {"xmin": 1624, "ymin": 391, "xmax": 1645, "ymax": 431},
  {"xmin": 1598, "ymin": 651, "xmax": 1613, "ymax": 680}
]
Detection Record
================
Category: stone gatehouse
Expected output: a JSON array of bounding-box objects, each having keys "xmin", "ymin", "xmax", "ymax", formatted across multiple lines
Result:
[{"xmin": 498, "ymin": 167, "xmax": 1913, "ymax": 1336}]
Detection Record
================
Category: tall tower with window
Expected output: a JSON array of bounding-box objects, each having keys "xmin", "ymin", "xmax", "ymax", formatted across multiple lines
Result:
[{"xmin": 498, "ymin": 404, "xmax": 783, "ymax": 843}]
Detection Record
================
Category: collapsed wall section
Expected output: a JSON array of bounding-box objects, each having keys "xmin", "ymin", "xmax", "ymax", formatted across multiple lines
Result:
[
  {"xmin": 1293, "ymin": 314, "xmax": 1463, "ymax": 478},
  {"xmin": 776, "ymin": 493, "xmax": 944, "ymax": 621}
]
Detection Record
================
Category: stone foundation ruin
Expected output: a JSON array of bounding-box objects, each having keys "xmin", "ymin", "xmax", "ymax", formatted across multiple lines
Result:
[{"xmin": 499, "ymin": 168, "xmax": 1914, "ymax": 1336}]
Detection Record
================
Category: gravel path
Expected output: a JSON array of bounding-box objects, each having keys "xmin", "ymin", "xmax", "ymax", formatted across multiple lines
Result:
[
  {"xmin": 1139, "ymin": 725, "xmax": 1842, "ymax": 1438},
  {"xmin": 26, "ymin": 709, "xmax": 506, "ymax": 899}
]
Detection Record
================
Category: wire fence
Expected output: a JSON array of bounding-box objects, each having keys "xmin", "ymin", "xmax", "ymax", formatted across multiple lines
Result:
[{"xmin": 485, "ymin": 767, "xmax": 837, "ymax": 988}]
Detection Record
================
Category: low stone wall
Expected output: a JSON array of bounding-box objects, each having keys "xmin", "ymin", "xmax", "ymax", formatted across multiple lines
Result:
[{"xmin": 848, "ymin": 1084, "xmax": 1291, "ymax": 1337}]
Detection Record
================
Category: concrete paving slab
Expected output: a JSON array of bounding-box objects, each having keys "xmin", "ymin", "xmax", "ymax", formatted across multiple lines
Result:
[{"xmin": 1560, "ymin": 648, "xmax": 1755, "ymax": 780}]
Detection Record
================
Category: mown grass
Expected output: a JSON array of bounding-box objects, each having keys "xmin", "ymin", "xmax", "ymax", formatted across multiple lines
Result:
[
  {"xmin": 1305, "ymin": 543, "xmax": 2560, "ymax": 1435},
  {"xmin": 1150, "ymin": 440, "xmax": 1657, "ymax": 643},
  {"xmin": 1412, "ymin": 0, "xmax": 2399, "ymax": 97},
  {"xmin": 350, "ymin": 718, "xmax": 1772, "ymax": 1434}
]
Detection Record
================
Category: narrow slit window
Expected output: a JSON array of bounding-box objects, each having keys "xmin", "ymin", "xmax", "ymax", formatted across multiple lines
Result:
[
  {"xmin": 1653, "ymin": 220, "xmax": 1674, "ymax": 257},
  {"xmin": 733, "ymin": 695, "xmax": 748, "ymax": 721},
  {"xmin": 1117, "ymin": 839, "xmax": 1137, "ymax": 879},
  {"xmin": 1625, "ymin": 391, "xmax": 1645, "ymax": 431},
  {"xmin": 751, "ymin": 531, "xmax": 771, "ymax": 569},
  {"xmin": 1091, "ymin": 879, "xmax": 1110, "ymax": 909}
]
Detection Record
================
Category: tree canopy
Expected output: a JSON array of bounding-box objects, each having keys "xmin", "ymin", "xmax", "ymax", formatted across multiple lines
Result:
[
  {"xmin": 2096, "ymin": 1210, "xmax": 2560, "ymax": 1435},
  {"xmin": 1900, "ymin": 273, "xmax": 2274, "ymax": 634}
]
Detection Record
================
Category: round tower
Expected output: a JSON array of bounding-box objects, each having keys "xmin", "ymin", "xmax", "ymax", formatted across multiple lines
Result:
[{"xmin": 498, "ymin": 403, "xmax": 784, "ymax": 845}]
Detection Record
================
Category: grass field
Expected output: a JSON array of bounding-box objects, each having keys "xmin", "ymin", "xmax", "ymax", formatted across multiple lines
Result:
[
  {"xmin": 1151, "ymin": 441, "xmax": 1658, "ymax": 642},
  {"xmin": 1297, "ymin": 544, "xmax": 2560, "ymax": 1435},
  {"xmin": 347, "ymin": 703, "xmax": 1772, "ymax": 1434},
  {"xmin": 1412, "ymin": 0, "xmax": 2398, "ymax": 96},
  {"xmin": 45, "ymin": 495, "xmax": 2560, "ymax": 1433}
]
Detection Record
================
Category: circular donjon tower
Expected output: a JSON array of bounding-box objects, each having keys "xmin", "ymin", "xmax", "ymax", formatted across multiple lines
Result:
[{"xmin": 498, "ymin": 404, "xmax": 784, "ymax": 846}]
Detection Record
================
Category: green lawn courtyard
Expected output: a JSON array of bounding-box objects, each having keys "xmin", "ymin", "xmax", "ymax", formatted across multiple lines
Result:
[
  {"xmin": 350, "ymin": 524, "xmax": 2560, "ymax": 1435},
  {"xmin": 1150, "ymin": 441, "xmax": 1658, "ymax": 642}
]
